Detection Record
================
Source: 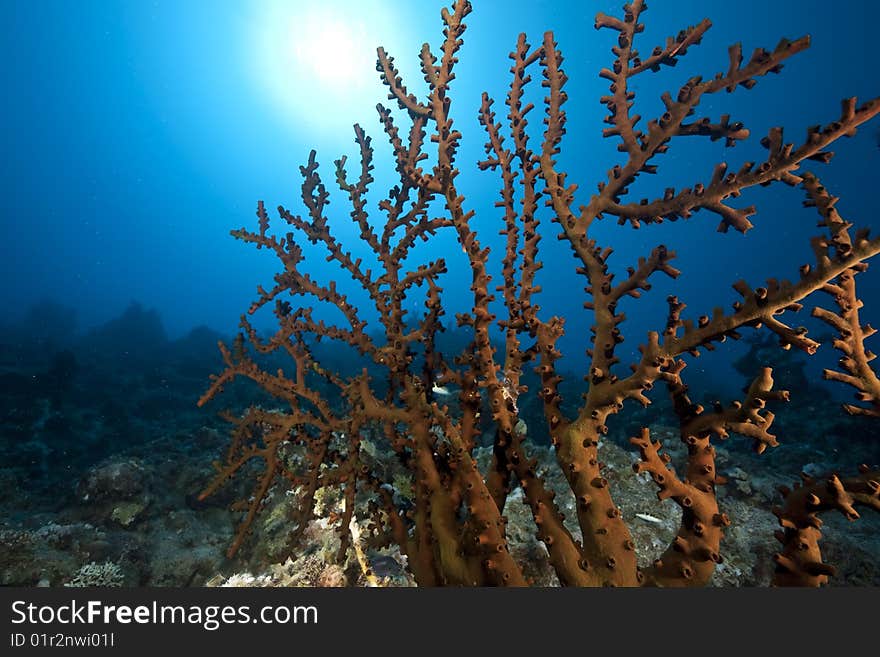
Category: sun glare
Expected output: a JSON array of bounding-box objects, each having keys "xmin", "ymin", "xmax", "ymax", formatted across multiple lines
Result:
[
  {"xmin": 250, "ymin": 1, "xmax": 402, "ymax": 134},
  {"xmin": 294, "ymin": 18, "xmax": 360, "ymax": 86}
]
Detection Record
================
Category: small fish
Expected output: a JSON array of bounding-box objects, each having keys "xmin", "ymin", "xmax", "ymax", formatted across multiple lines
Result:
[
  {"xmin": 431, "ymin": 384, "xmax": 452, "ymax": 396},
  {"xmin": 635, "ymin": 512, "xmax": 663, "ymax": 524}
]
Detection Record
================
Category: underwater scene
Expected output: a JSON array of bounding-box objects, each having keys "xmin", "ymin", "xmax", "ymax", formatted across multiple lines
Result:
[{"xmin": 2, "ymin": 0, "xmax": 879, "ymax": 587}]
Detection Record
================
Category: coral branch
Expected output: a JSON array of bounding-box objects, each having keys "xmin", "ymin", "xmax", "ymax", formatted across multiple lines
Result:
[
  {"xmin": 634, "ymin": 364, "xmax": 788, "ymax": 586},
  {"xmin": 801, "ymin": 172, "xmax": 880, "ymax": 416},
  {"xmin": 773, "ymin": 467, "xmax": 880, "ymax": 586},
  {"xmin": 200, "ymin": 0, "xmax": 880, "ymax": 587}
]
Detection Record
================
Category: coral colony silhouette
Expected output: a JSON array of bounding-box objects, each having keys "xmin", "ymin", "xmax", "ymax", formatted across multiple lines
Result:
[{"xmin": 199, "ymin": 1, "xmax": 879, "ymax": 586}]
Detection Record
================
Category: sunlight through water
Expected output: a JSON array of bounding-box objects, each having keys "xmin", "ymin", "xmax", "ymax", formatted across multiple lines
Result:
[{"xmin": 249, "ymin": 0, "xmax": 406, "ymax": 136}]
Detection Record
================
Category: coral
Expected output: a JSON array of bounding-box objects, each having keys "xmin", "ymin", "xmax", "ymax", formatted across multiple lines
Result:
[
  {"xmin": 200, "ymin": 1, "xmax": 879, "ymax": 586},
  {"xmin": 64, "ymin": 561, "xmax": 125, "ymax": 588},
  {"xmin": 770, "ymin": 179, "xmax": 880, "ymax": 584}
]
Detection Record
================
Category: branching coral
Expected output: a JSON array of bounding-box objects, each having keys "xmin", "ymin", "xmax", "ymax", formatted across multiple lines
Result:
[
  {"xmin": 770, "ymin": 174, "xmax": 880, "ymax": 585},
  {"xmin": 200, "ymin": 0, "xmax": 879, "ymax": 586}
]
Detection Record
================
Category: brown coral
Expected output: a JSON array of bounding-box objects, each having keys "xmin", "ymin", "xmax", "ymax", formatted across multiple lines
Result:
[{"xmin": 199, "ymin": 1, "xmax": 879, "ymax": 586}]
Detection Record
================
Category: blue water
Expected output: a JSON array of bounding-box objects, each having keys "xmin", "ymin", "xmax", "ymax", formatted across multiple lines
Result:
[{"xmin": 4, "ymin": 1, "xmax": 878, "ymax": 381}]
